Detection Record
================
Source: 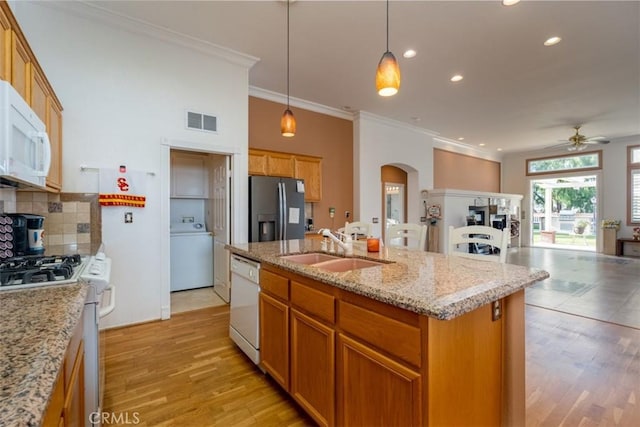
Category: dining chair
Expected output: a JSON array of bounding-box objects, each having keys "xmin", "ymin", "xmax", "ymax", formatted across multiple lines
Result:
[
  {"xmin": 385, "ymin": 223, "xmax": 428, "ymax": 251},
  {"xmin": 341, "ymin": 221, "xmax": 372, "ymax": 240},
  {"xmin": 448, "ymin": 225, "xmax": 509, "ymax": 263}
]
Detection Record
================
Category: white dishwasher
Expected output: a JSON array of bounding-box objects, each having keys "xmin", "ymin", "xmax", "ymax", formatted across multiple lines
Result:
[
  {"xmin": 170, "ymin": 231, "xmax": 214, "ymax": 291},
  {"xmin": 229, "ymin": 254, "xmax": 261, "ymax": 365}
]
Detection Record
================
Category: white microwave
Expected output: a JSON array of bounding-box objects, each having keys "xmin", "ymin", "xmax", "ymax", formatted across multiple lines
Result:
[{"xmin": 0, "ymin": 80, "xmax": 51, "ymax": 189}]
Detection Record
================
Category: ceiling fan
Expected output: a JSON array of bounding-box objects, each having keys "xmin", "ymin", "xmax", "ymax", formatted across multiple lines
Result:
[{"xmin": 556, "ymin": 126, "xmax": 610, "ymax": 151}]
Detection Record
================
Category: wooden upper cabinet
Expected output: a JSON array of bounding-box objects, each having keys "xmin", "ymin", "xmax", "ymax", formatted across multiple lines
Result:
[
  {"xmin": 0, "ymin": 5, "xmax": 10, "ymax": 82},
  {"xmin": 30, "ymin": 65, "xmax": 48, "ymax": 123},
  {"xmin": 10, "ymin": 31, "xmax": 30, "ymax": 100},
  {"xmin": 267, "ymin": 152, "xmax": 295, "ymax": 178},
  {"xmin": 47, "ymin": 98, "xmax": 63, "ymax": 191},
  {"xmin": 248, "ymin": 150, "xmax": 268, "ymax": 176},
  {"xmin": 294, "ymin": 156, "xmax": 322, "ymax": 202},
  {"xmin": 248, "ymin": 149, "xmax": 323, "ymax": 201}
]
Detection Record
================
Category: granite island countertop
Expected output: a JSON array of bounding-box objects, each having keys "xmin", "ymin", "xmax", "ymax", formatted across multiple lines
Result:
[
  {"xmin": 227, "ymin": 239, "xmax": 549, "ymax": 320},
  {"xmin": 0, "ymin": 284, "xmax": 87, "ymax": 427}
]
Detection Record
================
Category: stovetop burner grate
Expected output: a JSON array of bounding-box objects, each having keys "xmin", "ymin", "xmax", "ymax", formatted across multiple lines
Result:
[{"xmin": 0, "ymin": 254, "xmax": 85, "ymax": 287}]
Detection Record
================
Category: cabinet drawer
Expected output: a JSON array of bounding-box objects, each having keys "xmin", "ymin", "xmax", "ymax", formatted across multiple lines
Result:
[
  {"xmin": 291, "ymin": 281, "xmax": 335, "ymax": 324},
  {"xmin": 338, "ymin": 301, "xmax": 421, "ymax": 367},
  {"xmin": 261, "ymin": 269, "xmax": 289, "ymax": 301}
]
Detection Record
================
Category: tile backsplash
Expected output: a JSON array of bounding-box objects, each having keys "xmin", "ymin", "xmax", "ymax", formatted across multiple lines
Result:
[{"xmin": 0, "ymin": 190, "xmax": 101, "ymax": 256}]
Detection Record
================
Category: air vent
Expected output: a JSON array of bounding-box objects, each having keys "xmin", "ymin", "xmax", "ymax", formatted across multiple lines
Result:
[{"xmin": 186, "ymin": 110, "xmax": 217, "ymax": 133}]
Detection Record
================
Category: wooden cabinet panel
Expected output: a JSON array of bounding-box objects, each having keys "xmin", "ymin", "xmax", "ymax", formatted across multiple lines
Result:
[
  {"xmin": 42, "ymin": 370, "xmax": 64, "ymax": 427},
  {"xmin": 46, "ymin": 96, "xmax": 63, "ymax": 191},
  {"xmin": 427, "ymin": 301, "xmax": 503, "ymax": 427},
  {"xmin": 171, "ymin": 151, "xmax": 209, "ymax": 198},
  {"xmin": 338, "ymin": 300, "xmax": 421, "ymax": 367},
  {"xmin": 294, "ymin": 156, "xmax": 322, "ymax": 202},
  {"xmin": 290, "ymin": 280, "xmax": 334, "ymax": 324},
  {"xmin": 259, "ymin": 293, "xmax": 289, "ymax": 390},
  {"xmin": 338, "ymin": 334, "xmax": 421, "ymax": 427},
  {"xmin": 10, "ymin": 31, "xmax": 29, "ymax": 100},
  {"xmin": 0, "ymin": 6, "xmax": 10, "ymax": 82},
  {"xmin": 248, "ymin": 150, "xmax": 268, "ymax": 176},
  {"xmin": 63, "ymin": 341, "xmax": 85, "ymax": 427},
  {"xmin": 261, "ymin": 269, "xmax": 289, "ymax": 301},
  {"xmin": 291, "ymin": 309, "xmax": 335, "ymax": 427},
  {"xmin": 267, "ymin": 152, "xmax": 295, "ymax": 177},
  {"xmin": 30, "ymin": 65, "xmax": 48, "ymax": 121}
]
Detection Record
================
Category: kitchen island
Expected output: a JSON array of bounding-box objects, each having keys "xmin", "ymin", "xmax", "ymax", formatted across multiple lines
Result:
[
  {"xmin": 0, "ymin": 284, "xmax": 87, "ymax": 426},
  {"xmin": 228, "ymin": 239, "xmax": 549, "ymax": 427}
]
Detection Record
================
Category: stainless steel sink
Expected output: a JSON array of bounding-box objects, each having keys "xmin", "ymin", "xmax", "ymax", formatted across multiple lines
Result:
[
  {"xmin": 312, "ymin": 258, "xmax": 386, "ymax": 272},
  {"xmin": 279, "ymin": 253, "xmax": 342, "ymax": 264}
]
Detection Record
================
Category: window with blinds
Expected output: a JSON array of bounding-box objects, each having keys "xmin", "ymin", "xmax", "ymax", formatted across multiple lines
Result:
[{"xmin": 629, "ymin": 146, "xmax": 640, "ymax": 224}]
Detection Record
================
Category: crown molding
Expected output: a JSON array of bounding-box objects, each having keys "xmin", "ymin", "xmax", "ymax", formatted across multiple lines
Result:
[
  {"xmin": 354, "ymin": 111, "xmax": 440, "ymax": 137},
  {"xmin": 249, "ymin": 86, "xmax": 353, "ymax": 121},
  {"xmin": 30, "ymin": 1, "xmax": 259, "ymax": 69}
]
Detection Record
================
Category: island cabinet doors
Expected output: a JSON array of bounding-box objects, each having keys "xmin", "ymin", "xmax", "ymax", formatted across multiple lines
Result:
[
  {"xmin": 337, "ymin": 334, "xmax": 422, "ymax": 426},
  {"xmin": 259, "ymin": 292, "xmax": 289, "ymax": 390},
  {"xmin": 290, "ymin": 309, "xmax": 335, "ymax": 427}
]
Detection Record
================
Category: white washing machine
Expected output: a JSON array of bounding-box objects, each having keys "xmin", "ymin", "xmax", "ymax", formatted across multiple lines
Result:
[{"xmin": 170, "ymin": 223, "xmax": 214, "ymax": 291}]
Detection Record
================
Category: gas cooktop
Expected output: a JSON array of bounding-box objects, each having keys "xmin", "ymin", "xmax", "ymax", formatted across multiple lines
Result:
[{"xmin": 0, "ymin": 254, "xmax": 86, "ymax": 289}]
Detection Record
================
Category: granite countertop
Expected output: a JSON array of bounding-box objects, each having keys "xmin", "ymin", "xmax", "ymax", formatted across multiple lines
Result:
[
  {"xmin": 227, "ymin": 239, "xmax": 549, "ymax": 320},
  {"xmin": 0, "ymin": 284, "xmax": 87, "ymax": 427}
]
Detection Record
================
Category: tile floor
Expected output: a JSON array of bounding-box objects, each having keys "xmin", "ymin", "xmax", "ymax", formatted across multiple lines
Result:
[
  {"xmin": 508, "ymin": 247, "xmax": 640, "ymax": 329},
  {"xmin": 170, "ymin": 287, "xmax": 227, "ymax": 314}
]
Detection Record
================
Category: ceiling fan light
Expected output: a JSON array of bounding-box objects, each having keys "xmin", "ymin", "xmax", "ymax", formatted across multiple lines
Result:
[
  {"xmin": 281, "ymin": 108, "xmax": 296, "ymax": 137},
  {"xmin": 376, "ymin": 51, "xmax": 401, "ymax": 96}
]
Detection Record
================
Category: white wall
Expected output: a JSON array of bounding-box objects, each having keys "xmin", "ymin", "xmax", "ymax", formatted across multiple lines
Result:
[
  {"xmin": 12, "ymin": 2, "xmax": 255, "ymax": 327},
  {"xmin": 353, "ymin": 112, "xmax": 436, "ymax": 238},
  {"xmin": 502, "ymin": 135, "xmax": 640, "ymax": 249}
]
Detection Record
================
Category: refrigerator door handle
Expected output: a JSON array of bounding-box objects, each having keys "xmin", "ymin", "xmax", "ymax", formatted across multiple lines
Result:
[
  {"xmin": 281, "ymin": 182, "xmax": 288, "ymax": 239},
  {"xmin": 278, "ymin": 182, "xmax": 284, "ymax": 240}
]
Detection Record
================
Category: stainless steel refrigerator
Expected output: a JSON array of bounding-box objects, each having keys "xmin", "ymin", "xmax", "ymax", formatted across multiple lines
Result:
[{"xmin": 249, "ymin": 176, "xmax": 306, "ymax": 242}]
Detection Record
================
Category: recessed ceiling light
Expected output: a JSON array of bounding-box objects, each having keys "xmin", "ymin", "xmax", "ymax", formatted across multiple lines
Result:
[
  {"xmin": 457, "ymin": 137, "xmax": 465, "ymax": 141},
  {"xmin": 450, "ymin": 74, "xmax": 464, "ymax": 82},
  {"xmin": 497, "ymin": 148, "xmax": 503, "ymax": 152},
  {"xmin": 479, "ymin": 143, "xmax": 486, "ymax": 147},
  {"xmin": 544, "ymin": 36, "xmax": 562, "ymax": 46},
  {"xmin": 502, "ymin": 0, "xmax": 521, "ymax": 6},
  {"xmin": 403, "ymin": 49, "xmax": 417, "ymax": 59}
]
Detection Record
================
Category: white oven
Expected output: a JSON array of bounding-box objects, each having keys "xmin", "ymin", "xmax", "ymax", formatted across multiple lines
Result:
[{"xmin": 80, "ymin": 249, "xmax": 114, "ymax": 427}]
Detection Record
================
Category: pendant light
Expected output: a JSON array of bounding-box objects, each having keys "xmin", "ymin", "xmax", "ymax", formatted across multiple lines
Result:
[
  {"xmin": 281, "ymin": 0, "xmax": 296, "ymax": 137},
  {"xmin": 376, "ymin": 0, "xmax": 400, "ymax": 96}
]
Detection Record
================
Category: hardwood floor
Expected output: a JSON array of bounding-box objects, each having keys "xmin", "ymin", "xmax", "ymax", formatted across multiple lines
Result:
[
  {"xmin": 104, "ymin": 306, "xmax": 314, "ymax": 426},
  {"xmin": 105, "ymin": 304, "xmax": 640, "ymax": 426}
]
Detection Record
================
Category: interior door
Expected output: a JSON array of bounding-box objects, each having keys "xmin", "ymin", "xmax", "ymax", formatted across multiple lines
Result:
[{"xmin": 212, "ymin": 155, "xmax": 230, "ymax": 302}]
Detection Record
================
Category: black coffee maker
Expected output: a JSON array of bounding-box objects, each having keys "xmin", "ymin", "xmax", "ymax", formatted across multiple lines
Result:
[{"xmin": 5, "ymin": 213, "xmax": 45, "ymax": 256}]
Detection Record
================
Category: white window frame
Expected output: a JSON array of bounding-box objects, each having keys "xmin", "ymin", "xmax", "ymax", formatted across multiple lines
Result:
[
  {"xmin": 628, "ymin": 145, "xmax": 640, "ymax": 225},
  {"xmin": 526, "ymin": 151, "xmax": 602, "ymax": 176}
]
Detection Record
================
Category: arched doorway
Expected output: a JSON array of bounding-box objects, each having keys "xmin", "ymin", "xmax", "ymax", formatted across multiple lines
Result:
[{"xmin": 381, "ymin": 165, "xmax": 408, "ymax": 243}]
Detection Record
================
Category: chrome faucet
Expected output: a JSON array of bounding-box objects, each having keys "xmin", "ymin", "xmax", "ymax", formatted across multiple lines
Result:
[{"xmin": 317, "ymin": 228, "xmax": 353, "ymax": 256}]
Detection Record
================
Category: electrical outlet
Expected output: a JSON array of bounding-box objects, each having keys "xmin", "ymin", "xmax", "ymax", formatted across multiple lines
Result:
[
  {"xmin": 372, "ymin": 217, "xmax": 379, "ymax": 224},
  {"xmin": 329, "ymin": 207, "xmax": 335, "ymax": 218},
  {"xmin": 124, "ymin": 212, "xmax": 133, "ymax": 223},
  {"xmin": 345, "ymin": 211, "xmax": 350, "ymax": 219}
]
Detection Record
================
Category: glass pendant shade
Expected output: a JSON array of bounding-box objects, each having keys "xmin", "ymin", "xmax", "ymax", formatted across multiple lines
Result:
[
  {"xmin": 281, "ymin": 108, "xmax": 296, "ymax": 137},
  {"xmin": 376, "ymin": 51, "xmax": 400, "ymax": 96}
]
